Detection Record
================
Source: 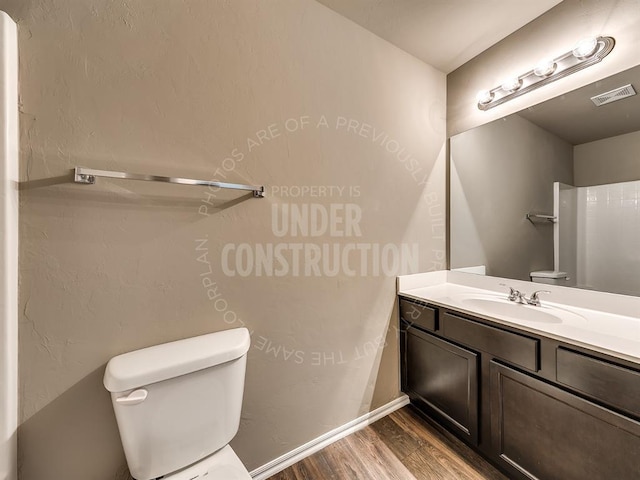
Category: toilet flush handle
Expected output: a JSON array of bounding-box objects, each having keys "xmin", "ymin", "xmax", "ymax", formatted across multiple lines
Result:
[{"xmin": 116, "ymin": 389, "xmax": 148, "ymax": 406}]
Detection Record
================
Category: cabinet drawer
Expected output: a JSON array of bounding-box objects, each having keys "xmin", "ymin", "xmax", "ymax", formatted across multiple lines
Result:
[
  {"xmin": 557, "ymin": 348, "xmax": 640, "ymax": 418},
  {"xmin": 442, "ymin": 312, "xmax": 539, "ymax": 371},
  {"xmin": 400, "ymin": 299, "xmax": 438, "ymax": 332}
]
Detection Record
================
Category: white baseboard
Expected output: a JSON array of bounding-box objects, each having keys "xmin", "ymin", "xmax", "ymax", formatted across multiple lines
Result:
[{"xmin": 249, "ymin": 394, "xmax": 410, "ymax": 480}]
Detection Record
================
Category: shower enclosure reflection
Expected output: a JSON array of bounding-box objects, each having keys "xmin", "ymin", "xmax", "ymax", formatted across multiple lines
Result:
[{"xmin": 555, "ymin": 180, "xmax": 640, "ymax": 296}]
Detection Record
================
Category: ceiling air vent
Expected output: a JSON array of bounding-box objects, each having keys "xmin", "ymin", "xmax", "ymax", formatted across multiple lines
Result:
[{"xmin": 590, "ymin": 84, "xmax": 636, "ymax": 106}]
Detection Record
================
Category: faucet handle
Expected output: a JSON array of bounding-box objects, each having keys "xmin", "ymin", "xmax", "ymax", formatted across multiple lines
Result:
[
  {"xmin": 499, "ymin": 283, "xmax": 521, "ymax": 301},
  {"xmin": 530, "ymin": 290, "xmax": 551, "ymax": 299},
  {"xmin": 528, "ymin": 290, "xmax": 551, "ymax": 306}
]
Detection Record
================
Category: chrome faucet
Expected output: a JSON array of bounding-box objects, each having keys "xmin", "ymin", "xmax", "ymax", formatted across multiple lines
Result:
[
  {"xmin": 500, "ymin": 284, "xmax": 527, "ymax": 304},
  {"xmin": 500, "ymin": 284, "xmax": 550, "ymax": 306},
  {"xmin": 527, "ymin": 290, "xmax": 551, "ymax": 307}
]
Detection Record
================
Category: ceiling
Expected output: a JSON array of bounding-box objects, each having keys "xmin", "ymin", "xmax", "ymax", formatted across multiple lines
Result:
[
  {"xmin": 518, "ymin": 64, "xmax": 640, "ymax": 145},
  {"xmin": 316, "ymin": 0, "xmax": 563, "ymax": 73}
]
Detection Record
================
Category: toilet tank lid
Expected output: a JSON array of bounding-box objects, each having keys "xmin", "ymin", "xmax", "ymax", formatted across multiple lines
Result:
[
  {"xmin": 103, "ymin": 328, "xmax": 250, "ymax": 393},
  {"xmin": 530, "ymin": 270, "xmax": 569, "ymax": 279}
]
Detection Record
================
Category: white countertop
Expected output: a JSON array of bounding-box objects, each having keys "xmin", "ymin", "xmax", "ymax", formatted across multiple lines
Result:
[{"xmin": 398, "ymin": 271, "xmax": 640, "ymax": 364}]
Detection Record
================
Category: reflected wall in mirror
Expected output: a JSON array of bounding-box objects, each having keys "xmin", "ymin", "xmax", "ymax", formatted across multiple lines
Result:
[{"xmin": 450, "ymin": 64, "xmax": 640, "ymax": 297}]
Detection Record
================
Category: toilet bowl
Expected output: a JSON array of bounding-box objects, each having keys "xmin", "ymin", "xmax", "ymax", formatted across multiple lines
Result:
[
  {"xmin": 103, "ymin": 328, "xmax": 252, "ymax": 480},
  {"xmin": 164, "ymin": 445, "xmax": 250, "ymax": 480}
]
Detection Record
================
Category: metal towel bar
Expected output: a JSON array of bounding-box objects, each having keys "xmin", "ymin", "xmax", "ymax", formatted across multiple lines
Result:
[
  {"xmin": 526, "ymin": 213, "xmax": 556, "ymax": 223},
  {"xmin": 73, "ymin": 167, "xmax": 265, "ymax": 198}
]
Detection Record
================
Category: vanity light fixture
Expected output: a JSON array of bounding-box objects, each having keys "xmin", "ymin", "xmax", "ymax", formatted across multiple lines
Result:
[
  {"xmin": 533, "ymin": 58, "xmax": 556, "ymax": 77},
  {"xmin": 572, "ymin": 37, "xmax": 599, "ymax": 59},
  {"xmin": 501, "ymin": 76, "xmax": 522, "ymax": 92},
  {"xmin": 476, "ymin": 89, "xmax": 494, "ymax": 105},
  {"xmin": 477, "ymin": 35, "xmax": 615, "ymax": 111}
]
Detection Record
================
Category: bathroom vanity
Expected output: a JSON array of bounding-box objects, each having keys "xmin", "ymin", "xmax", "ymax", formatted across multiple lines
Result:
[{"xmin": 398, "ymin": 272, "xmax": 640, "ymax": 480}]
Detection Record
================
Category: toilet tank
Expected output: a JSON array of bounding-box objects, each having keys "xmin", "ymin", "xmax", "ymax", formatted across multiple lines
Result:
[
  {"xmin": 530, "ymin": 270, "xmax": 571, "ymax": 285},
  {"xmin": 104, "ymin": 328, "xmax": 250, "ymax": 480}
]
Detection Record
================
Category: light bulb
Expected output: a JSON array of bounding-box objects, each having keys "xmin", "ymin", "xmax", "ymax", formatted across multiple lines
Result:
[
  {"xmin": 534, "ymin": 58, "xmax": 557, "ymax": 77},
  {"xmin": 501, "ymin": 77, "xmax": 522, "ymax": 93},
  {"xmin": 476, "ymin": 90, "xmax": 494, "ymax": 105},
  {"xmin": 572, "ymin": 37, "xmax": 598, "ymax": 59}
]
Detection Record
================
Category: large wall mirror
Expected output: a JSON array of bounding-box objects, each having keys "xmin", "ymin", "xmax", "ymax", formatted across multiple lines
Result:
[{"xmin": 450, "ymin": 64, "xmax": 640, "ymax": 297}]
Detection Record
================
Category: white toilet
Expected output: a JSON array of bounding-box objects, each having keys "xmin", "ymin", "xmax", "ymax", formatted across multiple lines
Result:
[{"xmin": 103, "ymin": 328, "xmax": 252, "ymax": 480}]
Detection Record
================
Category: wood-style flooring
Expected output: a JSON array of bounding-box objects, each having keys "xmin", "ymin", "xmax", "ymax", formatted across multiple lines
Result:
[{"xmin": 268, "ymin": 405, "xmax": 508, "ymax": 480}]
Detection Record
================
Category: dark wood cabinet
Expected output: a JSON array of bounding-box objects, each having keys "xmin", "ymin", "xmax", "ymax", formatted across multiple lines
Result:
[
  {"xmin": 491, "ymin": 361, "xmax": 640, "ymax": 480},
  {"xmin": 399, "ymin": 295, "xmax": 640, "ymax": 480},
  {"xmin": 405, "ymin": 327, "xmax": 479, "ymax": 443}
]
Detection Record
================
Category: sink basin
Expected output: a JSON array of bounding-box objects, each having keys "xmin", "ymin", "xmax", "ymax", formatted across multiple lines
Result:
[{"xmin": 452, "ymin": 293, "xmax": 585, "ymax": 324}]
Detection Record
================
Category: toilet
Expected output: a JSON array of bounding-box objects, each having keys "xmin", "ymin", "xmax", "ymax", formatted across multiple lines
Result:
[
  {"xmin": 530, "ymin": 270, "xmax": 570, "ymax": 286},
  {"xmin": 103, "ymin": 328, "xmax": 252, "ymax": 480}
]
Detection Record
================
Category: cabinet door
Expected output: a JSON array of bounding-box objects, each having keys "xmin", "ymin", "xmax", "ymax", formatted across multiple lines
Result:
[
  {"xmin": 406, "ymin": 327, "xmax": 479, "ymax": 444},
  {"xmin": 491, "ymin": 361, "xmax": 640, "ymax": 480}
]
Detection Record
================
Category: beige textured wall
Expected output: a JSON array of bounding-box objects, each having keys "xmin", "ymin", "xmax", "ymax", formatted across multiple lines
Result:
[
  {"xmin": 2, "ymin": 1, "xmax": 446, "ymax": 479},
  {"xmin": 448, "ymin": 0, "xmax": 640, "ymax": 137},
  {"xmin": 450, "ymin": 114, "xmax": 573, "ymax": 281},
  {"xmin": 574, "ymin": 129, "xmax": 640, "ymax": 186}
]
